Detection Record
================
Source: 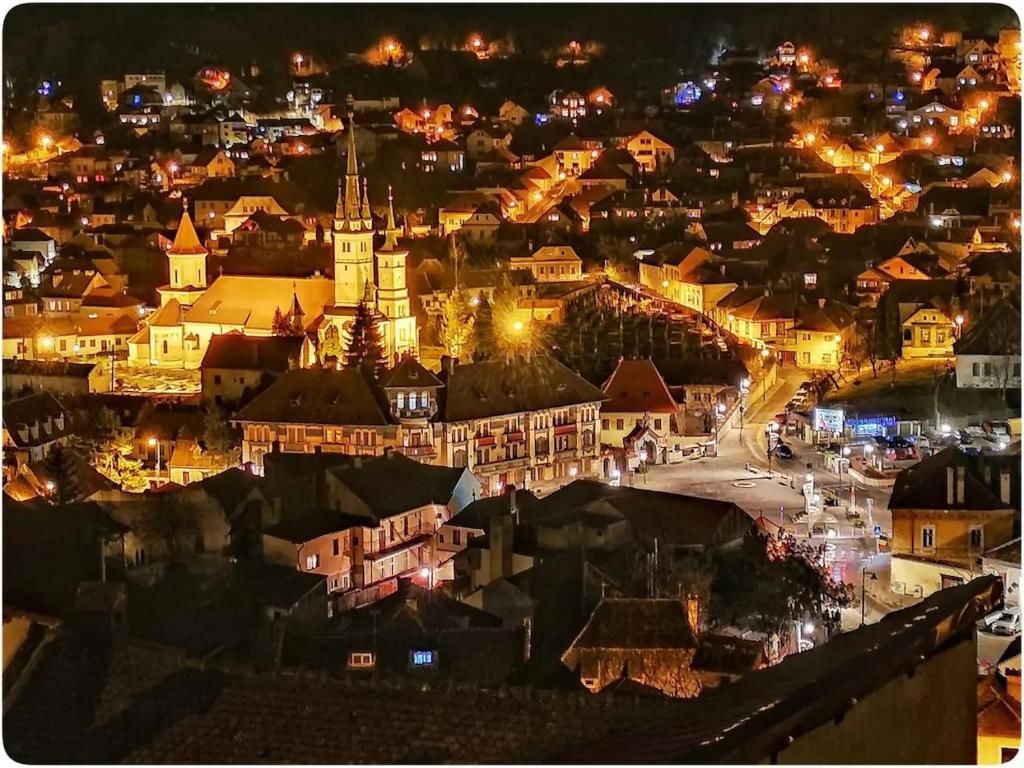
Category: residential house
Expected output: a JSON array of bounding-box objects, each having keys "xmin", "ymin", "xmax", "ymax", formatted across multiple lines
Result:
[
  {"xmin": 889, "ymin": 447, "xmax": 1017, "ymax": 598},
  {"xmin": 509, "ymin": 245, "xmax": 583, "ymax": 282},
  {"xmin": 199, "ymin": 333, "xmax": 304, "ymax": 407},
  {"xmin": 785, "ymin": 301, "xmax": 858, "ymax": 370},
  {"xmin": 624, "ymin": 130, "xmax": 675, "ymax": 174},
  {"xmin": 600, "ymin": 359, "xmax": 681, "ymax": 459},
  {"xmin": 553, "ymin": 134, "xmax": 598, "ymax": 177},
  {"xmin": 261, "ymin": 452, "xmax": 478, "ymax": 603},
  {"xmin": 465, "ymin": 124, "xmax": 513, "ymax": 161},
  {"xmin": 498, "ymin": 100, "xmax": 531, "ymax": 127},
  {"xmin": 2, "ymin": 392, "xmax": 73, "ymax": 472},
  {"xmin": 954, "ymin": 298, "xmax": 1022, "ymax": 389},
  {"xmin": 900, "ymin": 301, "xmax": 957, "ymax": 359}
]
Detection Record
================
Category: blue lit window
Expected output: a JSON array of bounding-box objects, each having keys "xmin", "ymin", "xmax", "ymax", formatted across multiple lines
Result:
[{"xmin": 411, "ymin": 650, "xmax": 435, "ymax": 667}]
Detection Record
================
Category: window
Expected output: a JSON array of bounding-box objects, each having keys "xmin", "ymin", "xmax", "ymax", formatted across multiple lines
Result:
[
  {"xmin": 654, "ymin": 418, "xmax": 662, "ymax": 430},
  {"xmin": 616, "ymin": 419, "xmax": 624, "ymax": 431},
  {"xmin": 214, "ymin": 374, "xmax": 222, "ymax": 385},
  {"xmin": 332, "ymin": 539, "xmax": 339, "ymax": 556},
  {"xmin": 822, "ymin": 353, "xmax": 831, "ymax": 364},
  {"xmin": 920, "ymin": 526, "xmax": 935, "ymax": 550},
  {"xmin": 453, "ymin": 529, "xmax": 462, "ymax": 546},
  {"xmin": 408, "ymin": 392, "xmax": 418, "ymax": 409},
  {"xmin": 973, "ymin": 362, "xmax": 981, "ymax": 376},
  {"xmin": 410, "ymin": 650, "xmax": 436, "ymax": 668},
  {"xmin": 602, "ymin": 419, "xmax": 609, "ymax": 430},
  {"xmin": 305, "ymin": 553, "xmax": 320, "ymax": 569},
  {"xmin": 969, "ymin": 526, "xmax": 983, "ymax": 549},
  {"xmin": 348, "ymin": 652, "xmax": 376, "ymax": 669}
]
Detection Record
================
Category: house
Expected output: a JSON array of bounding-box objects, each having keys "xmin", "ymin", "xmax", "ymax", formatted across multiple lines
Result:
[
  {"xmin": 1, "ymin": 359, "xmax": 107, "ymax": 397},
  {"xmin": 231, "ymin": 209, "xmax": 307, "ymax": 249},
  {"xmin": 623, "ymin": 130, "xmax": 675, "ymax": 173},
  {"xmin": 465, "ymin": 124, "xmax": 513, "ymax": 161},
  {"xmin": 786, "ymin": 301, "xmax": 858, "ymax": 370},
  {"xmin": 778, "ymin": 187, "xmax": 880, "ymax": 234},
  {"xmin": 200, "ymin": 333, "xmax": 304, "ymax": 407},
  {"xmin": 977, "ymin": 641, "xmax": 1022, "ymax": 764},
  {"xmin": 722, "ymin": 291, "xmax": 797, "ymax": 349},
  {"xmin": 181, "ymin": 147, "xmax": 235, "ymax": 182},
  {"xmin": 435, "ymin": 486, "xmax": 540, "ymax": 572},
  {"xmin": 690, "ymin": 221, "xmax": 763, "ymax": 252},
  {"xmin": 509, "ymin": 245, "xmax": 583, "ymax": 282},
  {"xmin": 588, "ymin": 86, "xmax": 614, "ymax": 109},
  {"xmin": 889, "ymin": 447, "xmax": 1017, "ymax": 598},
  {"xmin": 552, "ymin": 134, "xmax": 597, "ymax": 176},
  {"xmin": 6, "ymin": 228, "xmax": 57, "ymax": 265},
  {"xmin": 954, "ymin": 299, "xmax": 1021, "ymax": 389},
  {"xmin": 498, "ymin": 100, "xmax": 531, "ymax": 127},
  {"xmin": 900, "ymin": 301, "xmax": 957, "ymax": 359},
  {"xmin": 2, "ymin": 392, "xmax": 73, "ymax": 471},
  {"xmin": 561, "ymin": 598, "xmax": 702, "ymax": 696},
  {"xmin": 261, "ymin": 452, "xmax": 478, "ymax": 603},
  {"xmin": 600, "ymin": 359, "xmax": 681, "ymax": 457}
]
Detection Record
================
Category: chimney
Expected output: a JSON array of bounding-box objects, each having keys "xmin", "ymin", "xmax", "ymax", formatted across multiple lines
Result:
[
  {"xmin": 489, "ymin": 508, "xmax": 514, "ymax": 583},
  {"xmin": 818, "ymin": 297, "xmax": 826, "ymax": 309},
  {"xmin": 956, "ymin": 466, "xmax": 966, "ymax": 504},
  {"xmin": 1000, "ymin": 469, "xmax": 1011, "ymax": 505},
  {"xmin": 946, "ymin": 466, "xmax": 955, "ymax": 505},
  {"xmin": 509, "ymin": 484, "xmax": 519, "ymax": 524}
]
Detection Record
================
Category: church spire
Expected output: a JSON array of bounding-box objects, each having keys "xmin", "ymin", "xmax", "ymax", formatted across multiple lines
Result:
[
  {"xmin": 383, "ymin": 185, "xmax": 400, "ymax": 250},
  {"xmin": 360, "ymin": 177, "xmax": 371, "ymax": 222},
  {"xmin": 168, "ymin": 199, "xmax": 206, "ymax": 256},
  {"xmin": 335, "ymin": 177, "xmax": 345, "ymax": 221},
  {"xmin": 342, "ymin": 95, "xmax": 362, "ymax": 225}
]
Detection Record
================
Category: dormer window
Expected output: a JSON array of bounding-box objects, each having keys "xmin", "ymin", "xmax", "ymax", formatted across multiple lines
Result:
[
  {"xmin": 408, "ymin": 392, "xmax": 418, "ymax": 410},
  {"xmin": 397, "ymin": 392, "xmax": 405, "ymax": 409}
]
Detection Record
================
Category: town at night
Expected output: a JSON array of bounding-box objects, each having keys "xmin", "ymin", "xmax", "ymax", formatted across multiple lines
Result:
[{"xmin": 0, "ymin": 3, "xmax": 1021, "ymax": 763}]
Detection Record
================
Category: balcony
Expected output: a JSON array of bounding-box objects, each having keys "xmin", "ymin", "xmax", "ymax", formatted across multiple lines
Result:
[
  {"xmin": 554, "ymin": 424, "xmax": 578, "ymax": 436},
  {"xmin": 401, "ymin": 444, "xmax": 437, "ymax": 458}
]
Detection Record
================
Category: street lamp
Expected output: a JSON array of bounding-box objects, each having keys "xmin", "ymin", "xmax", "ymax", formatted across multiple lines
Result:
[
  {"xmin": 713, "ymin": 402, "xmax": 726, "ymax": 458},
  {"xmin": 569, "ymin": 465, "xmax": 578, "ymax": 481},
  {"xmin": 954, "ymin": 314, "xmax": 965, "ymax": 338},
  {"xmin": 419, "ymin": 566, "xmax": 434, "ymax": 590},
  {"xmin": 638, "ymin": 448, "xmax": 648, "ymax": 485},
  {"xmin": 148, "ymin": 436, "xmax": 162, "ymax": 475},
  {"xmin": 861, "ymin": 566, "xmax": 878, "ymax": 626}
]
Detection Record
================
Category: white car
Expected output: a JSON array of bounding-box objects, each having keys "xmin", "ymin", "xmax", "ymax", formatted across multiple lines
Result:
[{"xmin": 981, "ymin": 608, "xmax": 1021, "ymax": 636}]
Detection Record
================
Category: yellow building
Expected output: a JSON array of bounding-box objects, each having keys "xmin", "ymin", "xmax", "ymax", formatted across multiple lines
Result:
[
  {"xmin": 624, "ymin": 130, "xmax": 674, "ymax": 173},
  {"xmin": 900, "ymin": 301, "xmax": 956, "ymax": 359},
  {"xmin": 510, "ymin": 246, "xmax": 583, "ymax": 282},
  {"xmin": 889, "ymin": 448, "xmax": 1017, "ymax": 599},
  {"xmin": 128, "ymin": 113, "xmax": 418, "ymax": 369},
  {"xmin": 785, "ymin": 302, "xmax": 857, "ymax": 370}
]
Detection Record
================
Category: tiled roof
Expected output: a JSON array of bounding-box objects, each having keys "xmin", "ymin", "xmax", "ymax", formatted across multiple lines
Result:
[
  {"xmin": 327, "ymin": 452, "xmax": 469, "ymax": 519},
  {"xmin": 601, "ymin": 359, "xmax": 678, "ymax": 414},
  {"xmin": 566, "ymin": 598, "xmax": 697, "ymax": 651},
  {"xmin": 200, "ymin": 333, "xmax": 303, "ymax": 371},
  {"xmin": 379, "ymin": 356, "xmax": 443, "ymax": 389},
  {"xmin": 889, "ymin": 446, "xmax": 1010, "ymax": 512},
  {"xmin": 3, "ymin": 393, "xmax": 71, "ymax": 448},
  {"xmin": 234, "ymin": 368, "xmax": 390, "ymax": 426},
  {"xmin": 441, "ymin": 355, "xmax": 608, "ymax": 422}
]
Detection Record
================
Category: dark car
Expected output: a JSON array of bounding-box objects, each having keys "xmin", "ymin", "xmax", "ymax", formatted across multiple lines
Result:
[{"xmin": 772, "ymin": 443, "xmax": 796, "ymax": 460}]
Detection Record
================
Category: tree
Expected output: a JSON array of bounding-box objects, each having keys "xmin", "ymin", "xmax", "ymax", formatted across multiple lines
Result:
[
  {"xmin": 136, "ymin": 492, "xmax": 199, "ymax": 563},
  {"xmin": 93, "ymin": 427, "xmax": 148, "ymax": 493},
  {"xmin": 319, "ymin": 324, "xmax": 342, "ymax": 369},
  {"xmin": 200, "ymin": 403, "xmax": 242, "ymax": 466},
  {"xmin": 271, "ymin": 306, "xmax": 292, "ymax": 336},
  {"xmin": 437, "ymin": 289, "xmax": 475, "ymax": 360},
  {"xmin": 471, "ymin": 293, "xmax": 495, "ymax": 361},
  {"xmin": 344, "ymin": 300, "xmax": 386, "ymax": 373}
]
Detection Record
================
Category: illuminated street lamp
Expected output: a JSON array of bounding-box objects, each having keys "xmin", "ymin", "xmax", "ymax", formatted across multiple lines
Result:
[
  {"xmin": 638, "ymin": 448, "xmax": 648, "ymax": 485},
  {"xmin": 419, "ymin": 566, "xmax": 434, "ymax": 589},
  {"xmin": 39, "ymin": 134, "xmax": 53, "ymax": 151},
  {"xmin": 922, "ymin": 134, "xmax": 934, "ymax": 147},
  {"xmin": 148, "ymin": 436, "xmax": 162, "ymax": 473},
  {"xmin": 569, "ymin": 465, "xmax": 578, "ymax": 480},
  {"xmin": 804, "ymin": 132, "xmax": 816, "ymax": 145},
  {"xmin": 512, "ymin": 320, "xmax": 524, "ymax": 333},
  {"xmin": 45, "ymin": 480, "xmax": 56, "ymax": 494},
  {"xmin": 954, "ymin": 314, "xmax": 965, "ymax": 338}
]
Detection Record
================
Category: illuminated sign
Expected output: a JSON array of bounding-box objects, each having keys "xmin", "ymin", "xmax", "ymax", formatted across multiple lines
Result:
[
  {"xmin": 813, "ymin": 407, "xmax": 844, "ymax": 433},
  {"xmin": 410, "ymin": 650, "xmax": 436, "ymax": 667}
]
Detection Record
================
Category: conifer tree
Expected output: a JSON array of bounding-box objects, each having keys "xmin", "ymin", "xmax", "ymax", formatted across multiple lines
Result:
[{"xmin": 344, "ymin": 300, "xmax": 385, "ymax": 373}]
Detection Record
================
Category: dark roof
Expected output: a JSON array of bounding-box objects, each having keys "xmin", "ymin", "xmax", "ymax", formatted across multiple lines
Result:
[
  {"xmin": 345, "ymin": 579, "xmax": 503, "ymax": 633},
  {"xmin": 328, "ymin": 452, "xmax": 468, "ymax": 519},
  {"xmin": 2, "ymin": 393, "xmax": 71, "ymax": 448},
  {"xmin": 234, "ymin": 369, "xmax": 390, "ymax": 426},
  {"xmin": 691, "ymin": 634, "xmax": 765, "ymax": 676},
  {"xmin": 794, "ymin": 302, "xmax": 857, "ymax": 333},
  {"xmin": 199, "ymin": 333, "xmax": 303, "ymax": 372},
  {"xmin": 889, "ymin": 447, "xmax": 1010, "ymax": 512},
  {"xmin": 567, "ymin": 598, "xmax": 697, "ymax": 650},
  {"xmin": 2, "ymin": 359, "xmax": 97, "ymax": 378},
  {"xmin": 656, "ymin": 358, "xmax": 749, "ymax": 388},
  {"xmin": 379, "ymin": 356, "xmax": 443, "ymax": 389},
  {"xmin": 954, "ymin": 298, "xmax": 1021, "ymax": 356},
  {"xmin": 441, "ymin": 355, "xmax": 608, "ymax": 422},
  {"xmin": 8, "ymin": 227, "xmax": 54, "ymax": 242},
  {"xmin": 264, "ymin": 507, "xmax": 369, "ymax": 543},
  {"xmin": 447, "ymin": 488, "xmax": 541, "ymax": 529}
]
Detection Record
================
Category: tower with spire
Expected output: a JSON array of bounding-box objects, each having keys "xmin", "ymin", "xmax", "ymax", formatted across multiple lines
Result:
[
  {"xmin": 375, "ymin": 185, "xmax": 417, "ymax": 357},
  {"xmin": 333, "ymin": 98, "xmax": 375, "ymax": 308},
  {"xmin": 158, "ymin": 199, "xmax": 208, "ymax": 308}
]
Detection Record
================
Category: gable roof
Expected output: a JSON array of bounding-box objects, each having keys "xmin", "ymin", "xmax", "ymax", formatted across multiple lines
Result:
[
  {"xmin": 441, "ymin": 356, "xmax": 608, "ymax": 422},
  {"xmin": 889, "ymin": 447, "xmax": 1010, "ymax": 512},
  {"xmin": 566, "ymin": 598, "xmax": 697, "ymax": 652},
  {"xmin": 379, "ymin": 356, "xmax": 444, "ymax": 389},
  {"xmin": 328, "ymin": 452, "xmax": 469, "ymax": 520},
  {"xmin": 601, "ymin": 359, "xmax": 678, "ymax": 413},
  {"xmin": 234, "ymin": 368, "xmax": 390, "ymax": 426},
  {"xmin": 954, "ymin": 298, "xmax": 1021, "ymax": 356},
  {"xmin": 200, "ymin": 333, "xmax": 303, "ymax": 371}
]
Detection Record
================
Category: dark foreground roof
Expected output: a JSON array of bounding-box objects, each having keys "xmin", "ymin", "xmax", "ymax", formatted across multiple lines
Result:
[{"xmin": 1, "ymin": 576, "xmax": 999, "ymax": 763}]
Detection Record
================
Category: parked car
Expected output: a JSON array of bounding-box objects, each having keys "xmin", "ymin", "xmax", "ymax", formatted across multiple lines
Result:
[
  {"xmin": 992, "ymin": 610, "xmax": 1021, "ymax": 636},
  {"xmin": 980, "ymin": 608, "xmax": 1021, "ymax": 636}
]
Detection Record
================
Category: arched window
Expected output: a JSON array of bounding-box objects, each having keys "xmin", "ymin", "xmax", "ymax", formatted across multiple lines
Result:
[
  {"xmin": 408, "ymin": 392, "xmax": 418, "ymax": 409},
  {"xmin": 397, "ymin": 392, "xmax": 405, "ymax": 409},
  {"xmin": 421, "ymin": 390, "xmax": 429, "ymax": 408}
]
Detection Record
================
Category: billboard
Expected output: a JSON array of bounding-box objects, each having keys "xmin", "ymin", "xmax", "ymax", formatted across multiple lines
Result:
[{"xmin": 813, "ymin": 407, "xmax": 845, "ymax": 433}]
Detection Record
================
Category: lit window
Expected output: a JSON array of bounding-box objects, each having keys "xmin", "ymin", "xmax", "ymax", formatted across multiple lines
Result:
[
  {"xmin": 305, "ymin": 554, "xmax": 320, "ymax": 570},
  {"xmin": 348, "ymin": 652, "xmax": 375, "ymax": 669}
]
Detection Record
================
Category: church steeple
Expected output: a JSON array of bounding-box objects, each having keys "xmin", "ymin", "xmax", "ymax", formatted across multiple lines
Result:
[
  {"xmin": 336, "ymin": 95, "xmax": 371, "ymax": 232},
  {"xmin": 383, "ymin": 185, "xmax": 401, "ymax": 251}
]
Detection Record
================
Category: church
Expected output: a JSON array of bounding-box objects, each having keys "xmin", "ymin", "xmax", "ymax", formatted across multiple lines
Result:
[{"xmin": 127, "ymin": 114, "xmax": 418, "ymax": 370}]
